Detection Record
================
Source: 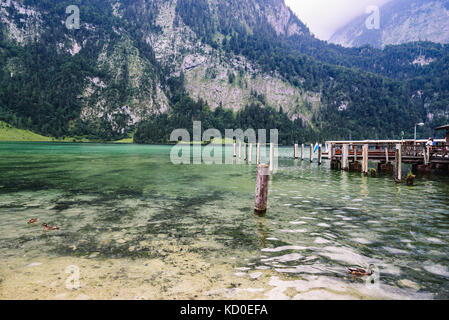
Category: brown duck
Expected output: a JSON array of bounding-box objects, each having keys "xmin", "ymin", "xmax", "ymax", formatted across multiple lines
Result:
[
  {"xmin": 347, "ymin": 264, "xmax": 375, "ymax": 276},
  {"xmin": 27, "ymin": 218, "xmax": 38, "ymax": 225},
  {"xmin": 42, "ymin": 223, "xmax": 60, "ymax": 231}
]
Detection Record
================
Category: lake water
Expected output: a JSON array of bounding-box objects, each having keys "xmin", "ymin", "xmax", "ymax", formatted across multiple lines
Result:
[{"xmin": 0, "ymin": 142, "xmax": 448, "ymax": 300}]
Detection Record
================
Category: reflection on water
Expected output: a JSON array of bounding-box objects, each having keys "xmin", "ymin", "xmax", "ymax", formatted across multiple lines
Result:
[{"xmin": 0, "ymin": 143, "xmax": 448, "ymax": 299}]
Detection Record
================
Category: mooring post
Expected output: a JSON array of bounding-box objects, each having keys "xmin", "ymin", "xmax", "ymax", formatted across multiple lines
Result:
[
  {"xmin": 310, "ymin": 145, "xmax": 313, "ymax": 163},
  {"xmin": 239, "ymin": 141, "xmax": 242, "ymax": 159},
  {"xmin": 294, "ymin": 144, "xmax": 299, "ymax": 159},
  {"xmin": 395, "ymin": 143, "xmax": 402, "ymax": 183},
  {"xmin": 318, "ymin": 144, "xmax": 322, "ymax": 165},
  {"xmin": 301, "ymin": 144, "xmax": 305, "ymax": 161},
  {"xmin": 243, "ymin": 143, "xmax": 247, "ymax": 161},
  {"xmin": 257, "ymin": 143, "xmax": 261, "ymax": 164},
  {"xmin": 426, "ymin": 146, "xmax": 430, "ymax": 165},
  {"xmin": 423, "ymin": 146, "xmax": 428, "ymax": 165},
  {"xmin": 233, "ymin": 143, "xmax": 237, "ymax": 158},
  {"xmin": 254, "ymin": 164, "xmax": 270, "ymax": 215},
  {"xmin": 362, "ymin": 144, "xmax": 369, "ymax": 176},
  {"xmin": 249, "ymin": 143, "xmax": 253, "ymax": 163},
  {"xmin": 269, "ymin": 143, "xmax": 275, "ymax": 173},
  {"xmin": 342, "ymin": 144, "xmax": 349, "ymax": 171},
  {"xmin": 385, "ymin": 146, "xmax": 389, "ymax": 163}
]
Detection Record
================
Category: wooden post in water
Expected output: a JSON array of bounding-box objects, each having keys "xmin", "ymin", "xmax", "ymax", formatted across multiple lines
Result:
[
  {"xmin": 395, "ymin": 143, "xmax": 402, "ymax": 183},
  {"xmin": 301, "ymin": 144, "xmax": 305, "ymax": 161},
  {"xmin": 243, "ymin": 143, "xmax": 247, "ymax": 161},
  {"xmin": 249, "ymin": 143, "xmax": 253, "ymax": 163},
  {"xmin": 254, "ymin": 164, "xmax": 269, "ymax": 215},
  {"xmin": 269, "ymin": 143, "xmax": 275, "ymax": 173},
  {"xmin": 385, "ymin": 147, "xmax": 389, "ymax": 163},
  {"xmin": 318, "ymin": 145, "xmax": 322, "ymax": 165},
  {"xmin": 310, "ymin": 145, "xmax": 313, "ymax": 163},
  {"xmin": 233, "ymin": 143, "xmax": 237, "ymax": 158},
  {"xmin": 362, "ymin": 144, "xmax": 369, "ymax": 176},
  {"xmin": 257, "ymin": 143, "xmax": 261, "ymax": 164},
  {"xmin": 239, "ymin": 141, "xmax": 242, "ymax": 159},
  {"xmin": 423, "ymin": 146, "xmax": 428, "ymax": 165},
  {"xmin": 342, "ymin": 144, "xmax": 349, "ymax": 171},
  {"xmin": 294, "ymin": 144, "xmax": 299, "ymax": 159}
]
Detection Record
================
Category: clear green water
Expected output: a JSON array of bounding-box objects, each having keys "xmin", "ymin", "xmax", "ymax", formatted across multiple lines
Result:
[{"xmin": 0, "ymin": 142, "xmax": 448, "ymax": 299}]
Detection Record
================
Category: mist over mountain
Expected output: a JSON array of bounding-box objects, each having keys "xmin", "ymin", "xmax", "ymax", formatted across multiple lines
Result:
[
  {"xmin": 1, "ymin": 0, "xmax": 448, "ymax": 143},
  {"xmin": 330, "ymin": 0, "xmax": 449, "ymax": 49}
]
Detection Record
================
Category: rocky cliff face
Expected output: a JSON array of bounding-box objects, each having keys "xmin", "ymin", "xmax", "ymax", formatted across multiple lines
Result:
[
  {"xmin": 330, "ymin": 0, "xmax": 449, "ymax": 48},
  {"xmin": 1, "ymin": 0, "xmax": 318, "ymax": 132},
  {"xmin": 1, "ymin": 0, "xmax": 448, "ymax": 140}
]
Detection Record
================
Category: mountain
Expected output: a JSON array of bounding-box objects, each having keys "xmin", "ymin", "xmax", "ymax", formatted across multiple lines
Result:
[
  {"xmin": 1, "ymin": 0, "xmax": 449, "ymax": 143},
  {"xmin": 330, "ymin": 0, "xmax": 449, "ymax": 49}
]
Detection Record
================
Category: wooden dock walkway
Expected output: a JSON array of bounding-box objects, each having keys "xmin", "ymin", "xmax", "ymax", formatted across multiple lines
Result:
[{"xmin": 293, "ymin": 125, "xmax": 449, "ymax": 182}]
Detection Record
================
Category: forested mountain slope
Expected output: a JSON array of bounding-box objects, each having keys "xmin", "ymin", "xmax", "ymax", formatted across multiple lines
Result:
[{"xmin": 0, "ymin": 0, "xmax": 448, "ymax": 143}]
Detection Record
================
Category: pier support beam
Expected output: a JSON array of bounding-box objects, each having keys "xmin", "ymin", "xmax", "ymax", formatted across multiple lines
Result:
[
  {"xmin": 342, "ymin": 144, "xmax": 349, "ymax": 171},
  {"xmin": 362, "ymin": 144, "xmax": 369, "ymax": 176},
  {"xmin": 301, "ymin": 144, "xmax": 305, "ymax": 161},
  {"xmin": 318, "ymin": 145, "xmax": 322, "ymax": 165},
  {"xmin": 395, "ymin": 144, "xmax": 402, "ymax": 183},
  {"xmin": 249, "ymin": 143, "xmax": 253, "ymax": 163},
  {"xmin": 294, "ymin": 144, "xmax": 299, "ymax": 159},
  {"xmin": 269, "ymin": 143, "xmax": 274, "ymax": 173},
  {"xmin": 256, "ymin": 143, "xmax": 261, "ymax": 164},
  {"xmin": 254, "ymin": 164, "xmax": 269, "ymax": 216},
  {"xmin": 239, "ymin": 141, "xmax": 242, "ymax": 159},
  {"xmin": 243, "ymin": 143, "xmax": 247, "ymax": 161},
  {"xmin": 330, "ymin": 144, "xmax": 341, "ymax": 170},
  {"xmin": 233, "ymin": 143, "xmax": 237, "ymax": 158},
  {"xmin": 310, "ymin": 145, "xmax": 313, "ymax": 163}
]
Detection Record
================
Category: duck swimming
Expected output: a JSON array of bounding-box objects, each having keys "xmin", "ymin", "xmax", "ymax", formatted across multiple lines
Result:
[
  {"xmin": 41, "ymin": 223, "xmax": 60, "ymax": 231},
  {"xmin": 347, "ymin": 264, "xmax": 375, "ymax": 276},
  {"xmin": 27, "ymin": 218, "xmax": 38, "ymax": 224}
]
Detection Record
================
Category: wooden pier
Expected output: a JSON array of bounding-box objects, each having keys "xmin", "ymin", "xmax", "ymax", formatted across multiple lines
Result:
[
  {"xmin": 294, "ymin": 125, "xmax": 449, "ymax": 180},
  {"xmin": 321, "ymin": 135, "xmax": 448, "ymax": 177}
]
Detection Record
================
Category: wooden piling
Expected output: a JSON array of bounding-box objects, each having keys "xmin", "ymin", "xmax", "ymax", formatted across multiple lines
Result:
[
  {"xmin": 385, "ymin": 147, "xmax": 389, "ymax": 163},
  {"xmin": 239, "ymin": 141, "xmax": 242, "ymax": 159},
  {"xmin": 318, "ymin": 145, "xmax": 322, "ymax": 165},
  {"xmin": 254, "ymin": 164, "xmax": 270, "ymax": 215},
  {"xmin": 233, "ymin": 143, "xmax": 237, "ymax": 158},
  {"xmin": 249, "ymin": 143, "xmax": 253, "ymax": 163},
  {"xmin": 310, "ymin": 145, "xmax": 313, "ymax": 163},
  {"xmin": 362, "ymin": 144, "xmax": 369, "ymax": 176},
  {"xmin": 423, "ymin": 146, "xmax": 428, "ymax": 165},
  {"xmin": 257, "ymin": 143, "xmax": 261, "ymax": 164},
  {"xmin": 243, "ymin": 143, "xmax": 247, "ymax": 161},
  {"xmin": 395, "ymin": 144, "xmax": 402, "ymax": 183},
  {"xmin": 342, "ymin": 144, "xmax": 349, "ymax": 171},
  {"xmin": 301, "ymin": 144, "xmax": 305, "ymax": 161},
  {"xmin": 269, "ymin": 143, "xmax": 275, "ymax": 173},
  {"xmin": 294, "ymin": 144, "xmax": 299, "ymax": 159}
]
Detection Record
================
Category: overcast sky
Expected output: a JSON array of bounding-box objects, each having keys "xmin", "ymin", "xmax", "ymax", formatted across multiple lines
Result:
[{"xmin": 285, "ymin": 0, "xmax": 392, "ymax": 40}]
